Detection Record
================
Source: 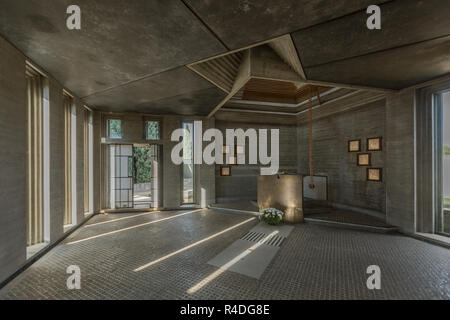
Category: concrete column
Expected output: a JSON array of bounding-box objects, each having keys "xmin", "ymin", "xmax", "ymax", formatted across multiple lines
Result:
[{"xmin": 385, "ymin": 89, "xmax": 416, "ymax": 233}]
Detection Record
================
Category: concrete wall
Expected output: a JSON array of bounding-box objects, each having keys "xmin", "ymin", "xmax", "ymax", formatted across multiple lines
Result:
[
  {"xmin": 93, "ymin": 111, "xmax": 102, "ymax": 213},
  {"xmin": 0, "ymin": 36, "xmax": 27, "ymax": 284},
  {"xmin": 75, "ymin": 102, "xmax": 85, "ymax": 223},
  {"xmin": 0, "ymin": 35, "xmax": 97, "ymax": 285},
  {"xmin": 199, "ymin": 117, "xmax": 216, "ymax": 207},
  {"xmin": 162, "ymin": 116, "xmax": 182, "ymax": 208},
  {"xmin": 385, "ymin": 89, "xmax": 416, "ymax": 232},
  {"xmin": 215, "ymin": 120, "xmax": 297, "ymax": 203},
  {"xmin": 297, "ymin": 99, "xmax": 386, "ymax": 214},
  {"xmin": 48, "ymin": 78, "xmax": 65, "ymax": 242}
]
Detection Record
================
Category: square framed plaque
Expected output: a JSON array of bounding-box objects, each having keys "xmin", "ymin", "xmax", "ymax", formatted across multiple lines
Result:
[
  {"xmin": 367, "ymin": 137, "xmax": 382, "ymax": 151},
  {"xmin": 367, "ymin": 168, "xmax": 382, "ymax": 181},
  {"xmin": 220, "ymin": 166, "xmax": 231, "ymax": 176},
  {"xmin": 357, "ymin": 153, "xmax": 371, "ymax": 166},
  {"xmin": 348, "ymin": 139, "xmax": 361, "ymax": 152}
]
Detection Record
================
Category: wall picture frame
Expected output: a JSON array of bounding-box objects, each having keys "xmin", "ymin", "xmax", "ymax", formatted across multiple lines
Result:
[
  {"xmin": 348, "ymin": 139, "xmax": 361, "ymax": 152},
  {"xmin": 357, "ymin": 153, "xmax": 371, "ymax": 166},
  {"xmin": 367, "ymin": 137, "xmax": 382, "ymax": 151},
  {"xmin": 220, "ymin": 166, "xmax": 231, "ymax": 176},
  {"xmin": 367, "ymin": 168, "xmax": 382, "ymax": 181}
]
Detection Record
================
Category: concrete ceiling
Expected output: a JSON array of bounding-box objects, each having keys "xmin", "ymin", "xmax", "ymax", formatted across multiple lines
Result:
[
  {"xmin": 184, "ymin": 0, "xmax": 390, "ymax": 49},
  {"xmin": 83, "ymin": 66, "xmax": 227, "ymax": 115},
  {"xmin": 0, "ymin": 0, "xmax": 449, "ymax": 115},
  {"xmin": 292, "ymin": 0, "xmax": 450, "ymax": 89},
  {"xmin": 0, "ymin": 0, "xmax": 226, "ymax": 115}
]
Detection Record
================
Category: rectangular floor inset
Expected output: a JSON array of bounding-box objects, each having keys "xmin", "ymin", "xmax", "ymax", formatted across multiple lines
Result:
[{"xmin": 208, "ymin": 222, "xmax": 293, "ymax": 279}]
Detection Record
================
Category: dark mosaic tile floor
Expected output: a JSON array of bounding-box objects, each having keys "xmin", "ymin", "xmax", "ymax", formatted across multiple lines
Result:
[
  {"xmin": 210, "ymin": 201, "xmax": 259, "ymax": 213},
  {"xmin": 304, "ymin": 209, "xmax": 394, "ymax": 228},
  {"xmin": 0, "ymin": 209, "xmax": 448, "ymax": 300}
]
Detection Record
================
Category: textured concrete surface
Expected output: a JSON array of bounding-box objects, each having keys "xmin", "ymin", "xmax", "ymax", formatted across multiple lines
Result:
[
  {"xmin": 1, "ymin": 1, "xmax": 449, "ymax": 113},
  {"xmin": 0, "ymin": 0, "xmax": 225, "ymax": 98},
  {"xmin": 214, "ymin": 121, "xmax": 297, "ymax": 203},
  {"xmin": 304, "ymin": 36, "xmax": 450, "ymax": 89},
  {"xmin": 385, "ymin": 89, "xmax": 415, "ymax": 233},
  {"xmin": 162, "ymin": 117, "xmax": 183, "ymax": 208},
  {"xmin": 293, "ymin": 0, "xmax": 450, "ymax": 68},
  {"xmin": 0, "ymin": 35, "xmax": 27, "ymax": 284},
  {"xmin": 185, "ymin": 0, "xmax": 388, "ymax": 49},
  {"xmin": 48, "ymin": 78, "xmax": 65, "ymax": 242},
  {"xmin": 0, "ymin": 209, "xmax": 448, "ymax": 300},
  {"xmin": 297, "ymin": 99, "xmax": 386, "ymax": 213},
  {"xmin": 84, "ymin": 67, "xmax": 227, "ymax": 115},
  {"xmin": 0, "ymin": 32, "xmax": 96, "ymax": 284},
  {"xmin": 128, "ymin": 87, "xmax": 227, "ymax": 116}
]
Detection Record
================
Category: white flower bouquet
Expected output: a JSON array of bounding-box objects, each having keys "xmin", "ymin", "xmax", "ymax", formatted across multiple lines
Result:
[{"xmin": 260, "ymin": 207, "xmax": 284, "ymax": 225}]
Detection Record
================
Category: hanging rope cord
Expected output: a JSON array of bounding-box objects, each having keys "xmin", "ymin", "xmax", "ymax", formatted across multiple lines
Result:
[{"xmin": 308, "ymin": 87, "xmax": 320, "ymax": 189}]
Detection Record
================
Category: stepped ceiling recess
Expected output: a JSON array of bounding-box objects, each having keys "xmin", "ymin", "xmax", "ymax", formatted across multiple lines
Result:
[{"xmin": 0, "ymin": 0, "xmax": 449, "ymax": 115}]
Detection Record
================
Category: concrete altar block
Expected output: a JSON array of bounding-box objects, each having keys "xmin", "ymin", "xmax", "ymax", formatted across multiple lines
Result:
[{"xmin": 257, "ymin": 174, "xmax": 304, "ymax": 223}]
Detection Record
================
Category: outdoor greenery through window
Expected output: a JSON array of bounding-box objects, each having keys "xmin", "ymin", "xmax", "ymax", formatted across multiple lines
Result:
[
  {"xmin": 108, "ymin": 119, "xmax": 122, "ymax": 139},
  {"xmin": 146, "ymin": 121, "xmax": 160, "ymax": 140},
  {"xmin": 133, "ymin": 146, "xmax": 152, "ymax": 183},
  {"xmin": 182, "ymin": 122, "xmax": 194, "ymax": 203}
]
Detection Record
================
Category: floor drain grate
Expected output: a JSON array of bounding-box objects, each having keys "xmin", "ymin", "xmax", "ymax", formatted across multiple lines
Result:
[
  {"xmin": 241, "ymin": 232, "xmax": 286, "ymax": 247},
  {"xmin": 265, "ymin": 234, "xmax": 285, "ymax": 247}
]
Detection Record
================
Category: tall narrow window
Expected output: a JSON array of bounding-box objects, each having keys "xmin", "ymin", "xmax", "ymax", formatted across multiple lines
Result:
[
  {"xmin": 108, "ymin": 119, "xmax": 122, "ymax": 139},
  {"xmin": 441, "ymin": 91, "xmax": 450, "ymax": 235},
  {"xmin": 83, "ymin": 108, "xmax": 93, "ymax": 214},
  {"xmin": 417, "ymin": 84, "xmax": 450, "ymax": 235},
  {"xmin": 63, "ymin": 93, "xmax": 74, "ymax": 226},
  {"xmin": 182, "ymin": 122, "xmax": 195, "ymax": 203},
  {"xmin": 26, "ymin": 65, "xmax": 44, "ymax": 246}
]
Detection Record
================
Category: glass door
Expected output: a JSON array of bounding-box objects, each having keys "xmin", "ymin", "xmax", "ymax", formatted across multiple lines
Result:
[{"xmin": 110, "ymin": 144, "xmax": 133, "ymax": 209}]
